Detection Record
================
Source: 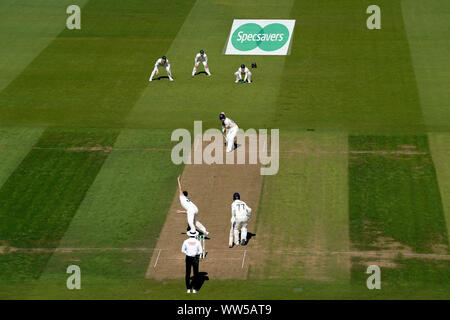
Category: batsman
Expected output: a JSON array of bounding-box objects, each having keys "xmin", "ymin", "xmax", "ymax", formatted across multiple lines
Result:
[{"xmin": 229, "ymin": 192, "xmax": 252, "ymax": 247}]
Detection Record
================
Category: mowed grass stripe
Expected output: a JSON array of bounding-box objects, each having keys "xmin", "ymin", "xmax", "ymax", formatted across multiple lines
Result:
[
  {"xmin": 348, "ymin": 135, "xmax": 448, "ymax": 254},
  {"xmin": 0, "ymin": 0, "xmax": 196, "ymax": 287},
  {"xmin": 0, "ymin": 128, "xmax": 119, "ymax": 247},
  {"xmin": 36, "ymin": 129, "xmax": 182, "ymax": 281},
  {"xmin": 0, "ymin": 127, "xmax": 44, "ymax": 187},
  {"xmin": 50, "ymin": 129, "xmax": 182, "ymax": 249},
  {"xmin": 428, "ymin": 133, "xmax": 450, "ymax": 249},
  {"xmin": 0, "ymin": 0, "xmax": 89, "ymax": 92},
  {"xmin": 252, "ymin": 131, "xmax": 349, "ymax": 281},
  {"xmin": 0, "ymin": 128, "xmax": 119, "ymax": 279},
  {"xmin": 0, "ymin": 0, "xmax": 196, "ymax": 128},
  {"xmin": 401, "ymin": 0, "xmax": 450, "ymax": 131},
  {"xmin": 273, "ymin": 0, "xmax": 425, "ymax": 133}
]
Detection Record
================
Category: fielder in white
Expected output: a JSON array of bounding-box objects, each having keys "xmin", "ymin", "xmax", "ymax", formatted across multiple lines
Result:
[
  {"xmin": 229, "ymin": 192, "xmax": 252, "ymax": 247},
  {"xmin": 149, "ymin": 55, "xmax": 173, "ymax": 82},
  {"xmin": 176, "ymin": 175, "xmax": 209, "ymax": 236},
  {"xmin": 219, "ymin": 112, "xmax": 239, "ymax": 153},
  {"xmin": 234, "ymin": 64, "xmax": 252, "ymax": 83},
  {"xmin": 192, "ymin": 49, "xmax": 211, "ymax": 77}
]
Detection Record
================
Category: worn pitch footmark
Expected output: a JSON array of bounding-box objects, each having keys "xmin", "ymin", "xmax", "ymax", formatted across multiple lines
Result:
[{"xmin": 145, "ymin": 137, "xmax": 263, "ymax": 280}]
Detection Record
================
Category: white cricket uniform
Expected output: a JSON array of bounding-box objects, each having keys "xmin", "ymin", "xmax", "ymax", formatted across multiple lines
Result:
[
  {"xmin": 231, "ymin": 200, "xmax": 252, "ymax": 245},
  {"xmin": 192, "ymin": 53, "xmax": 211, "ymax": 76},
  {"xmin": 179, "ymin": 195, "xmax": 207, "ymax": 234},
  {"xmin": 195, "ymin": 53, "xmax": 208, "ymax": 65},
  {"xmin": 222, "ymin": 117, "xmax": 239, "ymax": 152},
  {"xmin": 234, "ymin": 67, "xmax": 252, "ymax": 82},
  {"xmin": 149, "ymin": 58, "xmax": 173, "ymax": 81},
  {"xmin": 155, "ymin": 58, "xmax": 170, "ymax": 69},
  {"xmin": 181, "ymin": 237, "xmax": 203, "ymax": 257}
]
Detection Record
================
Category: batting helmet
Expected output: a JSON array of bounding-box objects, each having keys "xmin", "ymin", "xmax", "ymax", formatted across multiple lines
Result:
[
  {"xmin": 233, "ymin": 192, "xmax": 240, "ymax": 200},
  {"xmin": 200, "ymin": 49, "xmax": 204, "ymax": 54},
  {"xmin": 241, "ymin": 64, "xmax": 245, "ymax": 69},
  {"xmin": 162, "ymin": 55, "xmax": 167, "ymax": 60},
  {"xmin": 219, "ymin": 113, "xmax": 225, "ymax": 120}
]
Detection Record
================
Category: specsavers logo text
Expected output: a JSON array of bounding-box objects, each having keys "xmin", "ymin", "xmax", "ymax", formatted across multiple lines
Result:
[{"xmin": 225, "ymin": 20, "xmax": 295, "ymax": 55}]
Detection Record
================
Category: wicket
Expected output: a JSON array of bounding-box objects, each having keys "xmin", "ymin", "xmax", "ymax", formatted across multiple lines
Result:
[{"xmin": 197, "ymin": 234, "xmax": 206, "ymax": 259}]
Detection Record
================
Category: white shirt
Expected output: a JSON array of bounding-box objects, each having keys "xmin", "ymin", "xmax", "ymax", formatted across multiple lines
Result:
[
  {"xmin": 237, "ymin": 67, "xmax": 250, "ymax": 74},
  {"xmin": 155, "ymin": 58, "xmax": 170, "ymax": 68},
  {"xmin": 231, "ymin": 200, "xmax": 252, "ymax": 220},
  {"xmin": 195, "ymin": 53, "xmax": 208, "ymax": 63},
  {"xmin": 223, "ymin": 117, "xmax": 238, "ymax": 131},
  {"xmin": 181, "ymin": 237, "xmax": 203, "ymax": 257},
  {"xmin": 179, "ymin": 195, "xmax": 198, "ymax": 213}
]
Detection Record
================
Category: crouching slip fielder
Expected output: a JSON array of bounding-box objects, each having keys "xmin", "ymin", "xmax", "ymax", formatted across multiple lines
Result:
[
  {"xmin": 220, "ymin": 112, "xmax": 239, "ymax": 153},
  {"xmin": 234, "ymin": 64, "xmax": 252, "ymax": 83},
  {"xmin": 149, "ymin": 56, "xmax": 173, "ymax": 82},
  {"xmin": 176, "ymin": 175, "xmax": 209, "ymax": 236},
  {"xmin": 229, "ymin": 192, "xmax": 252, "ymax": 247},
  {"xmin": 192, "ymin": 49, "xmax": 211, "ymax": 76}
]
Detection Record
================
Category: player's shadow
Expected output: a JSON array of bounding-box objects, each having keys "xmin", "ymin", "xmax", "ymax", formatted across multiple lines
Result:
[
  {"xmin": 193, "ymin": 272, "xmax": 209, "ymax": 291},
  {"xmin": 193, "ymin": 71, "xmax": 208, "ymax": 76},
  {"xmin": 246, "ymin": 232, "xmax": 256, "ymax": 245},
  {"xmin": 154, "ymin": 75, "xmax": 170, "ymax": 80}
]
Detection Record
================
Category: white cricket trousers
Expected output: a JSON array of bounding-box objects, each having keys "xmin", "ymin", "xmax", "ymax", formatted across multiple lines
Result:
[
  {"xmin": 233, "ymin": 217, "xmax": 248, "ymax": 245},
  {"xmin": 234, "ymin": 71, "xmax": 252, "ymax": 82},
  {"xmin": 226, "ymin": 126, "xmax": 239, "ymax": 152},
  {"xmin": 149, "ymin": 66, "xmax": 173, "ymax": 81},
  {"xmin": 187, "ymin": 210, "xmax": 207, "ymax": 234},
  {"xmin": 192, "ymin": 61, "xmax": 211, "ymax": 76}
]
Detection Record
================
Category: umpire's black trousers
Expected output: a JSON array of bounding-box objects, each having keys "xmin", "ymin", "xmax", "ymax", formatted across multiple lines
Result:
[{"xmin": 185, "ymin": 255, "xmax": 199, "ymax": 290}]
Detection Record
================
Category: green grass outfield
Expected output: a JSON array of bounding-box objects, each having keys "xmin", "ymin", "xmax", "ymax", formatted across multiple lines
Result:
[{"xmin": 0, "ymin": 0, "xmax": 450, "ymax": 299}]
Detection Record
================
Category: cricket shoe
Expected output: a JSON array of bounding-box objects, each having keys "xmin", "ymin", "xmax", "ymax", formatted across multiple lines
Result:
[
  {"xmin": 187, "ymin": 289, "xmax": 191, "ymax": 293},
  {"xmin": 235, "ymin": 80, "xmax": 239, "ymax": 83},
  {"xmin": 192, "ymin": 290, "xmax": 197, "ymax": 293}
]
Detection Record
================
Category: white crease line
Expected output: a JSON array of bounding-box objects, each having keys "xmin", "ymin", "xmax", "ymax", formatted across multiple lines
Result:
[
  {"xmin": 242, "ymin": 250, "xmax": 247, "ymax": 269},
  {"xmin": 152, "ymin": 258, "xmax": 242, "ymax": 261},
  {"xmin": 0, "ymin": 146, "xmax": 429, "ymax": 155},
  {"xmin": 153, "ymin": 249, "xmax": 162, "ymax": 268},
  {"xmin": 2, "ymin": 247, "xmax": 450, "ymax": 260}
]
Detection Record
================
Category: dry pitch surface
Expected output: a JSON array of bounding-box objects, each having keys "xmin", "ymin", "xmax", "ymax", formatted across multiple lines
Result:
[{"xmin": 146, "ymin": 139, "xmax": 263, "ymax": 280}]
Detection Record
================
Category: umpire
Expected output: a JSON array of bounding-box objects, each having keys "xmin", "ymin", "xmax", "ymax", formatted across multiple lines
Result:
[{"xmin": 181, "ymin": 230, "xmax": 203, "ymax": 293}]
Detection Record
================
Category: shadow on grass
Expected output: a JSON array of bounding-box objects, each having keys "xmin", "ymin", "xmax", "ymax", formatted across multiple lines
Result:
[
  {"xmin": 193, "ymin": 271, "xmax": 209, "ymax": 291},
  {"xmin": 193, "ymin": 71, "xmax": 208, "ymax": 76}
]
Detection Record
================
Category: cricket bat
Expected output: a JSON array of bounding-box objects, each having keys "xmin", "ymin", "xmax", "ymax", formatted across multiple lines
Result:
[{"xmin": 228, "ymin": 222, "xmax": 234, "ymax": 247}]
